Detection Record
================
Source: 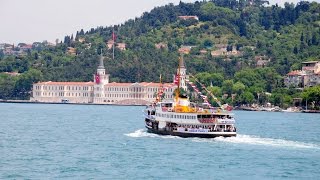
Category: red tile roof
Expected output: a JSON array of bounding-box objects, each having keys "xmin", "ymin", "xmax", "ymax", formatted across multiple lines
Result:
[
  {"xmin": 105, "ymin": 82, "xmax": 175, "ymax": 87},
  {"xmin": 34, "ymin": 81, "xmax": 176, "ymax": 88},
  {"xmin": 287, "ymin": 70, "xmax": 302, "ymax": 76},
  {"xmin": 105, "ymin": 82, "xmax": 133, "ymax": 87},
  {"xmin": 35, "ymin": 81, "xmax": 94, "ymax": 86}
]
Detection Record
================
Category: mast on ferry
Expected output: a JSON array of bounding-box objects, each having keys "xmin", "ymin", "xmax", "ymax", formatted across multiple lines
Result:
[
  {"xmin": 156, "ymin": 74, "xmax": 163, "ymax": 102},
  {"xmin": 175, "ymin": 57, "xmax": 181, "ymax": 101}
]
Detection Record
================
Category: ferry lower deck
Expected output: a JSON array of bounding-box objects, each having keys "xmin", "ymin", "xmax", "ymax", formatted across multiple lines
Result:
[
  {"xmin": 145, "ymin": 118, "xmax": 236, "ymax": 138},
  {"xmin": 146, "ymin": 126, "xmax": 236, "ymax": 138}
]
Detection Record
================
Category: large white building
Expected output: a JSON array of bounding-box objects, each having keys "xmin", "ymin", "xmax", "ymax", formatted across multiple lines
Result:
[{"xmin": 31, "ymin": 55, "xmax": 188, "ymax": 105}]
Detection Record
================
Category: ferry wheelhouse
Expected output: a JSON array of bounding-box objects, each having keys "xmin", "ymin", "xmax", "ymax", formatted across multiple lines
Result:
[{"xmin": 144, "ymin": 57, "xmax": 236, "ymax": 138}]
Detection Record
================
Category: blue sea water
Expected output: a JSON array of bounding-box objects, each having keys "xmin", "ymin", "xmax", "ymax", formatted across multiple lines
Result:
[{"xmin": 0, "ymin": 103, "xmax": 320, "ymax": 179}]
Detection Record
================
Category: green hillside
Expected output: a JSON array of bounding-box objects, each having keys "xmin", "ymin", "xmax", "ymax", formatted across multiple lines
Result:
[{"xmin": 1, "ymin": 0, "xmax": 320, "ymax": 108}]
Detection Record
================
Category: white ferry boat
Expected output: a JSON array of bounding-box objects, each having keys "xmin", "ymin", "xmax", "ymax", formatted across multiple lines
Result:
[
  {"xmin": 144, "ymin": 95, "xmax": 236, "ymax": 138},
  {"xmin": 143, "ymin": 57, "xmax": 236, "ymax": 138}
]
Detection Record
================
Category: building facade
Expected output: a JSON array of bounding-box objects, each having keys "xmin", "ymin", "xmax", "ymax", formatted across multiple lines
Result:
[
  {"xmin": 285, "ymin": 61, "xmax": 320, "ymax": 88},
  {"xmin": 31, "ymin": 55, "xmax": 188, "ymax": 105}
]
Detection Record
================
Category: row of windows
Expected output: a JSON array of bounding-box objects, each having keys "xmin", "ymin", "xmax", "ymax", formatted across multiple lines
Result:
[
  {"xmin": 95, "ymin": 93, "xmax": 169, "ymax": 98},
  {"xmin": 35, "ymin": 86, "xmax": 175, "ymax": 93},
  {"xmin": 36, "ymin": 92, "xmax": 93, "ymax": 97},
  {"xmin": 156, "ymin": 113, "xmax": 197, "ymax": 120},
  {"xmin": 36, "ymin": 91, "xmax": 174, "ymax": 99},
  {"xmin": 36, "ymin": 92, "xmax": 172, "ymax": 99},
  {"xmin": 105, "ymin": 87, "xmax": 174, "ymax": 92},
  {"xmin": 147, "ymin": 94, "xmax": 173, "ymax": 99},
  {"xmin": 35, "ymin": 86, "xmax": 93, "ymax": 91}
]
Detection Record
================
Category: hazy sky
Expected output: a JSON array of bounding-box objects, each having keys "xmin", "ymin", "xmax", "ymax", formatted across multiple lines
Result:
[{"xmin": 0, "ymin": 0, "xmax": 318, "ymax": 44}]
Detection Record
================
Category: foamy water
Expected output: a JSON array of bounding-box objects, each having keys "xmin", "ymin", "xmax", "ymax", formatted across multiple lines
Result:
[
  {"xmin": 212, "ymin": 134, "xmax": 320, "ymax": 149},
  {"xmin": 125, "ymin": 129, "xmax": 179, "ymax": 139},
  {"xmin": 125, "ymin": 129, "xmax": 157, "ymax": 138},
  {"xmin": 126, "ymin": 129, "xmax": 320, "ymax": 150}
]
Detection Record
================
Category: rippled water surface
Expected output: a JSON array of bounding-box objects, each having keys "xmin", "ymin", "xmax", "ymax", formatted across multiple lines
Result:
[{"xmin": 1, "ymin": 103, "xmax": 320, "ymax": 179}]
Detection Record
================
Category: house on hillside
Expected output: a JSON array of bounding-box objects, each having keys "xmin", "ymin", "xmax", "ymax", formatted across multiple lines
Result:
[
  {"xmin": 117, "ymin": 43, "xmax": 126, "ymax": 51},
  {"xmin": 285, "ymin": 61, "xmax": 320, "ymax": 88},
  {"xmin": 178, "ymin": 16, "xmax": 199, "ymax": 21},
  {"xmin": 199, "ymin": 49, "xmax": 208, "ymax": 54},
  {"xmin": 66, "ymin": 47, "xmax": 76, "ymax": 55},
  {"xmin": 78, "ymin": 37, "xmax": 85, "ymax": 43},
  {"xmin": 211, "ymin": 49, "xmax": 227, "ymax": 57},
  {"xmin": 107, "ymin": 40, "xmax": 114, "ymax": 49},
  {"xmin": 255, "ymin": 55, "xmax": 270, "ymax": 67},
  {"xmin": 178, "ymin": 46, "xmax": 195, "ymax": 54},
  {"xmin": 3, "ymin": 72, "xmax": 20, "ymax": 76},
  {"xmin": 106, "ymin": 40, "xmax": 126, "ymax": 51},
  {"xmin": 19, "ymin": 44, "xmax": 33, "ymax": 52},
  {"xmin": 0, "ymin": 43, "xmax": 5, "ymax": 50},
  {"xmin": 155, "ymin": 43, "xmax": 167, "ymax": 49},
  {"xmin": 3, "ymin": 45, "xmax": 16, "ymax": 56},
  {"xmin": 47, "ymin": 42, "xmax": 56, "ymax": 47},
  {"xmin": 211, "ymin": 45, "xmax": 242, "ymax": 57}
]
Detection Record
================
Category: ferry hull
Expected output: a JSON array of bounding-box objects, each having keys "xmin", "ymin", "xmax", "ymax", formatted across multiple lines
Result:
[{"xmin": 146, "ymin": 126, "xmax": 236, "ymax": 138}]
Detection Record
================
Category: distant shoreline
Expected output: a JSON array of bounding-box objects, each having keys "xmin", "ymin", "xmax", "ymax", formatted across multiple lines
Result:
[
  {"xmin": 0, "ymin": 100, "xmax": 145, "ymax": 106},
  {"xmin": 1, "ymin": 100, "xmax": 319, "ymax": 113},
  {"xmin": 235, "ymin": 106, "xmax": 320, "ymax": 114},
  {"xmin": 301, "ymin": 110, "xmax": 320, "ymax": 113}
]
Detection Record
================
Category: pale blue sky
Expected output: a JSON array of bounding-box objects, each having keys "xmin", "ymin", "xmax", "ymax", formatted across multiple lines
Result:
[{"xmin": 0, "ymin": 0, "xmax": 318, "ymax": 44}]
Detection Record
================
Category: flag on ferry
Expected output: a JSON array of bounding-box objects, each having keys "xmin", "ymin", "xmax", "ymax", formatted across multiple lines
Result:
[{"xmin": 95, "ymin": 74, "xmax": 100, "ymax": 84}]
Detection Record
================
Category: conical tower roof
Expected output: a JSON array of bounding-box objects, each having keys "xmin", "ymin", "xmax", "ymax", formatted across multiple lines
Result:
[
  {"xmin": 179, "ymin": 55, "xmax": 185, "ymax": 68},
  {"xmin": 98, "ymin": 54, "xmax": 104, "ymax": 69}
]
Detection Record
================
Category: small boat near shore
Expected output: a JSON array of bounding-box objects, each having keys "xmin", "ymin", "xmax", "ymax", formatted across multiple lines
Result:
[
  {"xmin": 302, "ymin": 110, "xmax": 320, "ymax": 113},
  {"xmin": 282, "ymin": 107, "xmax": 301, "ymax": 113}
]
